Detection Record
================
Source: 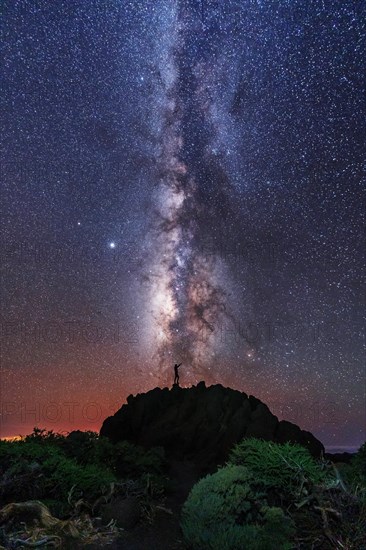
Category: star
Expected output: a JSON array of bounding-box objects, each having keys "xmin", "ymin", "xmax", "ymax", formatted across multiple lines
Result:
[{"xmin": 0, "ymin": 0, "xmax": 363, "ymax": 449}]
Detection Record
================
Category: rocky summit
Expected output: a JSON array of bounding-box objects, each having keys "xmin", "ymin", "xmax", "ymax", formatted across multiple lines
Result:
[{"xmin": 100, "ymin": 382, "xmax": 324, "ymax": 469}]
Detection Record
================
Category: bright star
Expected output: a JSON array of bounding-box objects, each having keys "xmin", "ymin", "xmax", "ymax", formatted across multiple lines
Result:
[{"xmin": 109, "ymin": 242, "xmax": 116, "ymax": 249}]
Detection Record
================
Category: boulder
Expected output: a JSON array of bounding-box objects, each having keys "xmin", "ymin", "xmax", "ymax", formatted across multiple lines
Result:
[
  {"xmin": 101, "ymin": 497, "xmax": 141, "ymax": 529},
  {"xmin": 100, "ymin": 382, "xmax": 324, "ymax": 468}
]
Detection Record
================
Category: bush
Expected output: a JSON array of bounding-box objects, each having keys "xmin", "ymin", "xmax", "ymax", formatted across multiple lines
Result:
[
  {"xmin": 112, "ymin": 441, "xmax": 165, "ymax": 477},
  {"xmin": 351, "ymin": 442, "xmax": 366, "ymax": 482},
  {"xmin": 228, "ymin": 438, "xmax": 330, "ymax": 495},
  {"xmin": 41, "ymin": 454, "xmax": 116, "ymax": 503},
  {"xmin": 0, "ymin": 428, "xmax": 167, "ymax": 516},
  {"xmin": 0, "ymin": 436, "xmax": 62, "ymax": 472},
  {"xmin": 59, "ymin": 431, "xmax": 166, "ymax": 479},
  {"xmin": 339, "ymin": 442, "xmax": 366, "ymax": 502},
  {"xmin": 181, "ymin": 465, "xmax": 295, "ymax": 550},
  {"xmin": 0, "ymin": 431, "xmax": 116, "ymax": 516}
]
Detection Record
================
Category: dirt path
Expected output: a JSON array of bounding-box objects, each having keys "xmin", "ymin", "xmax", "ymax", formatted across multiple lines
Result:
[{"xmin": 108, "ymin": 460, "xmax": 201, "ymax": 550}]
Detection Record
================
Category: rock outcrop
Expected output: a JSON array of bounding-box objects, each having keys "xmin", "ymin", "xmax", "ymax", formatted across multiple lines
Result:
[{"xmin": 100, "ymin": 382, "xmax": 324, "ymax": 468}]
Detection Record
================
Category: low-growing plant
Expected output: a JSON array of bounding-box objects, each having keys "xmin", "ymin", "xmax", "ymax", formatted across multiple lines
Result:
[
  {"xmin": 228, "ymin": 438, "xmax": 331, "ymax": 495},
  {"xmin": 41, "ymin": 454, "xmax": 116, "ymax": 503},
  {"xmin": 0, "ymin": 436, "xmax": 62, "ymax": 472},
  {"xmin": 0, "ymin": 427, "xmax": 167, "ymax": 518},
  {"xmin": 338, "ymin": 442, "xmax": 366, "ymax": 502},
  {"xmin": 181, "ymin": 464, "xmax": 295, "ymax": 550},
  {"xmin": 112, "ymin": 441, "xmax": 165, "ymax": 477},
  {"xmin": 350, "ymin": 442, "xmax": 366, "ymax": 483}
]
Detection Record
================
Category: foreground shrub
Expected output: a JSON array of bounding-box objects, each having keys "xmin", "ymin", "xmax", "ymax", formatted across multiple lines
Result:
[
  {"xmin": 59, "ymin": 431, "xmax": 166, "ymax": 479},
  {"xmin": 339, "ymin": 442, "xmax": 366, "ymax": 503},
  {"xmin": 228, "ymin": 438, "xmax": 330, "ymax": 495},
  {"xmin": 181, "ymin": 465, "xmax": 294, "ymax": 550},
  {"xmin": 350, "ymin": 442, "xmax": 366, "ymax": 483},
  {"xmin": 42, "ymin": 454, "xmax": 116, "ymax": 503},
  {"xmin": 0, "ymin": 428, "xmax": 167, "ymax": 516}
]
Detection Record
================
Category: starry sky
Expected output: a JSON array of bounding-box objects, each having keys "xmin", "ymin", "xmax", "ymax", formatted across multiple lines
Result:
[{"xmin": 1, "ymin": 0, "xmax": 365, "ymax": 450}]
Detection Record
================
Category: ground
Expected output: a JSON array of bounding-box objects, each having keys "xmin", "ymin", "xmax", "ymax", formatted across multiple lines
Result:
[{"xmin": 92, "ymin": 460, "xmax": 200, "ymax": 550}]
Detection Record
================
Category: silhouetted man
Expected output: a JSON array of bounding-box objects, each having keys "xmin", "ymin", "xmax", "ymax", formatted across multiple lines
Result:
[{"xmin": 174, "ymin": 363, "xmax": 182, "ymax": 385}]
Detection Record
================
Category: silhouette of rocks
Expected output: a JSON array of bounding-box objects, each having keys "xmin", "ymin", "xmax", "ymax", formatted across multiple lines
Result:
[{"xmin": 100, "ymin": 382, "xmax": 324, "ymax": 468}]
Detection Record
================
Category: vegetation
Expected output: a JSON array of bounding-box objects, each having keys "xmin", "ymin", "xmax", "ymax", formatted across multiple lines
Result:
[
  {"xmin": 228, "ymin": 438, "xmax": 331, "ymax": 495},
  {"xmin": 1, "ymin": 430, "xmax": 365, "ymax": 549},
  {"xmin": 0, "ymin": 428, "xmax": 168, "ymax": 547},
  {"xmin": 181, "ymin": 464, "xmax": 295, "ymax": 549},
  {"xmin": 0, "ymin": 428, "xmax": 166, "ymax": 501},
  {"xmin": 182, "ymin": 438, "xmax": 366, "ymax": 550},
  {"xmin": 339, "ymin": 442, "xmax": 366, "ymax": 502}
]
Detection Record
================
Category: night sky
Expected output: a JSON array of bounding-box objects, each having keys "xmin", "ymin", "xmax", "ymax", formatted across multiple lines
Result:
[{"xmin": 1, "ymin": 0, "xmax": 365, "ymax": 450}]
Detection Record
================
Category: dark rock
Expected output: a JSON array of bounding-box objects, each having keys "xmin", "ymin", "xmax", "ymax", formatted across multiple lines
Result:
[
  {"xmin": 274, "ymin": 420, "xmax": 324, "ymax": 458},
  {"xmin": 100, "ymin": 382, "xmax": 324, "ymax": 468},
  {"xmin": 101, "ymin": 497, "xmax": 141, "ymax": 529},
  {"xmin": 324, "ymin": 452, "xmax": 354, "ymax": 464},
  {"xmin": 246, "ymin": 403, "xmax": 278, "ymax": 440}
]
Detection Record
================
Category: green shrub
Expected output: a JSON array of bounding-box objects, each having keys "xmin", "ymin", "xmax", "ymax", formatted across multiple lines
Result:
[
  {"xmin": 352, "ymin": 442, "xmax": 366, "ymax": 482},
  {"xmin": 0, "ymin": 437, "xmax": 63, "ymax": 472},
  {"xmin": 339, "ymin": 442, "xmax": 366, "ymax": 502},
  {"xmin": 62, "ymin": 430, "xmax": 100, "ymax": 464},
  {"xmin": 1, "ymin": 428, "xmax": 165, "ymax": 476},
  {"xmin": 228, "ymin": 438, "xmax": 330, "ymax": 494},
  {"xmin": 181, "ymin": 465, "xmax": 295, "ymax": 550},
  {"xmin": 0, "ymin": 428, "xmax": 167, "ymax": 515},
  {"xmin": 112, "ymin": 441, "xmax": 165, "ymax": 477},
  {"xmin": 60, "ymin": 431, "xmax": 166, "ymax": 479},
  {"xmin": 24, "ymin": 427, "xmax": 65, "ymax": 444},
  {"xmin": 41, "ymin": 454, "xmax": 116, "ymax": 503}
]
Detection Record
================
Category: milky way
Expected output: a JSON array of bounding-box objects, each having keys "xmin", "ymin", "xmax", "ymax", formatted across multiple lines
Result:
[
  {"xmin": 144, "ymin": 2, "xmax": 236, "ymax": 384},
  {"xmin": 1, "ymin": 0, "xmax": 365, "ymax": 449}
]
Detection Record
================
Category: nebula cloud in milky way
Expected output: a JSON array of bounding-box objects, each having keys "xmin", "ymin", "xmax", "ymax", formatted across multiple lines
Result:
[{"xmin": 141, "ymin": 1, "xmax": 245, "ymax": 385}]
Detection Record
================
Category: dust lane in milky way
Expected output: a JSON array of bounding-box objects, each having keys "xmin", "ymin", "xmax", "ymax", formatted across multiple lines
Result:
[{"xmin": 144, "ymin": 3, "xmax": 235, "ymax": 384}]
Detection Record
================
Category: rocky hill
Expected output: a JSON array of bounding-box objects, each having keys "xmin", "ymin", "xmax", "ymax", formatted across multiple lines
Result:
[{"xmin": 100, "ymin": 382, "xmax": 324, "ymax": 469}]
